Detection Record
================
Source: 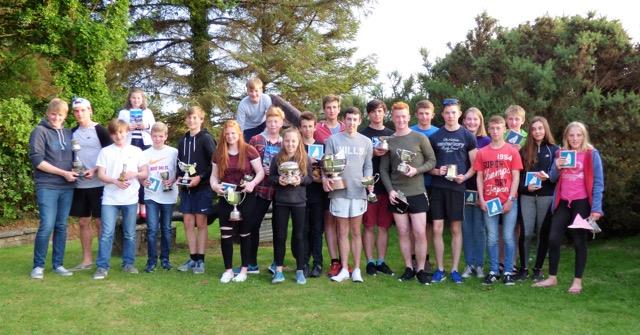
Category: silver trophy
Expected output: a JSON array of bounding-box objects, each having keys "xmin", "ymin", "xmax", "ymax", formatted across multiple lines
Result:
[
  {"xmin": 396, "ymin": 149, "xmax": 417, "ymax": 174},
  {"xmin": 361, "ymin": 173, "xmax": 380, "ymax": 203},
  {"xmin": 71, "ymin": 139, "xmax": 86, "ymax": 178},
  {"xmin": 445, "ymin": 164, "xmax": 458, "ymax": 181},
  {"xmin": 278, "ymin": 161, "xmax": 301, "ymax": 185},
  {"xmin": 177, "ymin": 161, "xmax": 197, "ymax": 187},
  {"xmin": 239, "ymin": 174, "xmax": 254, "ymax": 189},
  {"xmin": 224, "ymin": 189, "xmax": 247, "ymax": 221},
  {"xmin": 160, "ymin": 171, "xmax": 172, "ymax": 192},
  {"xmin": 321, "ymin": 153, "xmax": 347, "ymax": 190},
  {"xmin": 376, "ymin": 136, "xmax": 392, "ymax": 151}
]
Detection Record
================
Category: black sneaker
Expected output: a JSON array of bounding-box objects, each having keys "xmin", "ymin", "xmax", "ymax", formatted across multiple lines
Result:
[
  {"xmin": 424, "ymin": 260, "xmax": 434, "ymax": 275},
  {"xmin": 416, "ymin": 270, "xmax": 431, "ymax": 285},
  {"xmin": 366, "ymin": 262, "xmax": 377, "ymax": 276},
  {"xmin": 516, "ymin": 268, "xmax": 529, "ymax": 281},
  {"xmin": 503, "ymin": 273, "xmax": 516, "ymax": 286},
  {"xmin": 302, "ymin": 263, "xmax": 310, "ymax": 278},
  {"xmin": 483, "ymin": 272, "xmax": 499, "ymax": 285},
  {"xmin": 498, "ymin": 263, "xmax": 505, "ymax": 276},
  {"xmin": 309, "ymin": 264, "xmax": 322, "ymax": 278},
  {"xmin": 398, "ymin": 267, "xmax": 416, "ymax": 282},
  {"xmin": 376, "ymin": 262, "xmax": 395, "ymax": 276},
  {"xmin": 531, "ymin": 268, "xmax": 544, "ymax": 282}
]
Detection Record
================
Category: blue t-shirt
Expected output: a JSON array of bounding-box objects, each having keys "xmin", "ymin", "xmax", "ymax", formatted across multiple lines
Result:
[
  {"xmin": 411, "ymin": 124, "xmax": 439, "ymax": 188},
  {"xmin": 430, "ymin": 126, "xmax": 477, "ymax": 192}
]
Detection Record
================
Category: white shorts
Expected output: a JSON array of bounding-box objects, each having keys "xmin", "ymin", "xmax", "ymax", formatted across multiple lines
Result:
[{"xmin": 330, "ymin": 198, "xmax": 367, "ymax": 218}]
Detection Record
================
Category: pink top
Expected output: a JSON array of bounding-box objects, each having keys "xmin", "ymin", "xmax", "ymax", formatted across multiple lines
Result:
[{"xmin": 559, "ymin": 151, "xmax": 588, "ymax": 202}]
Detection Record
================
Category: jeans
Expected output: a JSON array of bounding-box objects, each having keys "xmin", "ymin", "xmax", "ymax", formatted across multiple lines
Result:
[
  {"xmin": 463, "ymin": 204, "xmax": 486, "ymax": 268},
  {"xmin": 484, "ymin": 200, "xmax": 518, "ymax": 274},
  {"xmin": 144, "ymin": 200, "xmax": 174, "ymax": 265},
  {"xmin": 96, "ymin": 204, "xmax": 137, "ymax": 269},
  {"xmin": 33, "ymin": 188, "xmax": 74, "ymax": 269}
]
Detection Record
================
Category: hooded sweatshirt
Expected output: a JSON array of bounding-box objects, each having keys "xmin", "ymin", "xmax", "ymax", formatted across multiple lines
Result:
[
  {"xmin": 176, "ymin": 128, "xmax": 217, "ymax": 192},
  {"xmin": 28, "ymin": 119, "xmax": 75, "ymax": 189}
]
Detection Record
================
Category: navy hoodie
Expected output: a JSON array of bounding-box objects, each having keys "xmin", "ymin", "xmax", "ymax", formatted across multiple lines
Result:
[
  {"xmin": 28, "ymin": 119, "xmax": 75, "ymax": 189},
  {"xmin": 176, "ymin": 128, "xmax": 217, "ymax": 192}
]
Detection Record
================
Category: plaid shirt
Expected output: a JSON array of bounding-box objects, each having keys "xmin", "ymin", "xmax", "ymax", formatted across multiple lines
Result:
[{"xmin": 249, "ymin": 133, "xmax": 282, "ymax": 201}]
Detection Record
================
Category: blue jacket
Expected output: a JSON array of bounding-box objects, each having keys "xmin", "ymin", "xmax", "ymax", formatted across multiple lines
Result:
[{"xmin": 550, "ymin": 149, "xmax": 604, "ymax": 215}]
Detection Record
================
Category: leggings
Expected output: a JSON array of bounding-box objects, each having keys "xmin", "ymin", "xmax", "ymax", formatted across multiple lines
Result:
[
  {"xmin": 533, "ymin": 208, "xmax": 552, "ymax": 271},
  {"xmin": 519, "ymin": 195, "xmax": 554, "ymax": 269},
  {"xmin": 273, "ymin": 204, "xmax": 306, "ymax": 270},
  {"xmin": 548, "ymin": 198, "xmax": 590, "ymax": 278},
  {"xmin": 219, "ymin": 193, "xmax": 257, "ymax": 269},
  {"xmin": 248, "ymin": 196, "xmax": 272, "ymax": 266}
]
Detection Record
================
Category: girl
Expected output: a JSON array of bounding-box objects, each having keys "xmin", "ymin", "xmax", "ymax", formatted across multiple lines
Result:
[
  {"xmin": 210, "ymin": 120, "xmax": 264, "ymax": 283},
  {"xmin": 118, "ymin": 88, "xmax": 156, "ymax": 218},
  {"xmin": 269, "ymin": 128, "xmax": 313, "ymax": 284},
  {"xmin": 533, "ymin": 122, "xmax": 604, "ymax": 294},
  {"xmin": 461, "ymin": 107, "xmax": 490, "ymax": 279},
  {"xmin": 519, "ymin": 117, "xmax": 558, "ymax": 281}
]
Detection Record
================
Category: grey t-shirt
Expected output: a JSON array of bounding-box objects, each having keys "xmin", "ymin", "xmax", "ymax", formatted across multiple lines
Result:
[
  {"xmin": 73, "ymin": 126, "xmax": 105, "ymax": 189},
  {"xmin": 236, "ymin": 94, "xmax": 272, "ymax": 130},
  {"xmin": 324, "ymin": 132, "xmax": 373, "ymax": 200},
  {"xmin": 380, "ymin": 131, "xmax": 436, "ymax": 197}
]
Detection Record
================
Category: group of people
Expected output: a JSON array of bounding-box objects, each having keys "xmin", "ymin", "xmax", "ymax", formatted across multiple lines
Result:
[{"xmin": 28, "ymin": 77, "xmax": 604, "ymax": 294}]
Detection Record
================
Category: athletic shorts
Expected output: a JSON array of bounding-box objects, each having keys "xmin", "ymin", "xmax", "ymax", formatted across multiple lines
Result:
[
  {"xmin": 330, "ymin": 197, "xmax": 367, "ymax": 219},
  {"xmin": 430, "ymin": 187, "xmax": 465, "ymax": 221},
  {"xmin": 363, "ymin": 192, "xmax": 393, "ymax": 229},
  {"xmin": 389, "ymin": 192, "xmax": 429, "ymax": 214},
  {"xmin": 179, "ymin": 188, "xmax": 214, "ymax": 215},
  {"xmin": 69, "ymin": 187, "xmax": 103, "ymax": 218}
]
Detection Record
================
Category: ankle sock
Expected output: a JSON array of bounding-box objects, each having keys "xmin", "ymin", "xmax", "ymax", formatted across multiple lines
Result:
[{"xmin": 377, "ymin": 258, "xmax": 385, "ymax": 265}]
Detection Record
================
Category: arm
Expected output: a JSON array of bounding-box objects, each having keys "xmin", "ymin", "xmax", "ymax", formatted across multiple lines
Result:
[
  {"xmin": 476, "ymin": 171, "xmax": 487, "ymax": 212},
  {"xmin": 363, "ymin": 140, "xmax": 373, "ymax": 177},
  {"xmin": 301, "ymin": 158, "xmax": 313, "ymax": 186},
  {"xmin": 456, "ymin": 148, "xmax": 478, "ymax": 184},
  {"xmin": 503, "ymin": 170, "xmax": 520, "ymax": 213},
  {"xmin": 415, "ymin": 136, "xmax": 436, "ymax": 174},
  {"xmin": 209, "ymin": 163, "xmax": 224, "ymax": 195},
  {"xmin": 236, "ymin": 101, "xmax": 247, "ymax": 130},
  {"xmin": 590, "ymin": 151, "xmax": 605, "ymax": 218},
  {"xmin": 269, "ymin": 156, "xmax": 280, "ymax": 185},
  {"xmin": 245, "ymin": 157, "xmax": 265, "ymax": 193}
]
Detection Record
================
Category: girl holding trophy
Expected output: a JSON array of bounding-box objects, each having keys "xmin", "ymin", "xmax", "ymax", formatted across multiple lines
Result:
[{"xmin": 210, "ymin": 120, "xmax": 264, "ymax": 283}]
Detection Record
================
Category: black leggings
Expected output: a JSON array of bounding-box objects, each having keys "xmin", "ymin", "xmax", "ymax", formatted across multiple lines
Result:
[
  {"xmin": 302, "ymin": 199, "xmax": 324, "ymax": 267},
  {"xmin": 248, "ymin": 196, "xmax": 272, "ymax": 265},
  {"xmin": 219, "ymin": 193, "xmax": 257, "ymax": 269},
  {"xmin": 273, "ymin": 204, "xmax": 306, "ymax": 270},
  {"xmin": 548, "ymin": 198, "xmax": 590, "ymax": 278},
  {"xmin": 533, "ymin": 208, "xmax": 552, "ymax": 270}
]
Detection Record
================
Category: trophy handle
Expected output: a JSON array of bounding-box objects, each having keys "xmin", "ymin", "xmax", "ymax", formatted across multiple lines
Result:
[
  {"xmin": 373, "ymin": 173, "xmax": 380, "ymax": 184},
  {"xmin": 238, "ymin": 191, "xmax": 247, "ymax": 205},
  {"xmin": 395, "ymin": 148, "xmax": 402, "ymax": 157}
]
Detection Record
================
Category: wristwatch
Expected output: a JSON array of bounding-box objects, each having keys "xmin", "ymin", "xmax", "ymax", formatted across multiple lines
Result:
[{"xmin": 508, "ymin": 195, "xmax": 517, "ymax": 201}]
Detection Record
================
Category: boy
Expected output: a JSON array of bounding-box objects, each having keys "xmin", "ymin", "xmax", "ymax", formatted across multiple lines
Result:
[
  {"xmin": 323, "ymin": 107, "xmax": 373, "ymax": 282},
  {"xmin": 237, "ymin": 77, "xmax": 273, "ymax": 142},
  {"xmin": 504, "ymin": 104, "xmax": 528, "ymax": 148},
  {"xmin": 359, "ymin": 99, "xmax": 395, "ymax": 276},
  {"xmin": 141, "ymin": 122, "xmax": 179, "ymax": 272},
  {"xmin": 93, "ymin": 119, "xmax": 149, "ymax": 280},
  {"xmin": 428, "ymin": 98, "xmax": 477, "ymax": 284},
  {"xmin": 69, "ymin": 97, "xmax": 112, "ymax": 271},
  {"xmin": 176, "ymin": 106, "xmax": 217, "ymax": 274},
  {"xmin": 29, "ymin": 98, "xmax": 77, "ymax": 279},
  {"xmin": 474, "ymin": 115, "xmax": 523, "ymax": 285}
]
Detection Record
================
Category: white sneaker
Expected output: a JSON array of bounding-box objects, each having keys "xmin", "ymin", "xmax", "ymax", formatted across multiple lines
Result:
[
  {"xmin": 30, "ymin": 267, "xmax": 44, "ymax": 279},
  {"xmin": 351, "ymin": 268, "xmax": 364, "ymax": 283},
  {"xmin": 461, "ymin": 265, "xmax": 474, "ymax": 278},
  {"xmin": 331, "ymin": 268, "xmax": 350, "ymax": 282},
  {"xmin": 476, "ymin": 266, "xmax": 485, "ymax": 278},
  {"xmin": 54, "ymin": 266, "xmax": 73, "ymax": 277},
  {"xmin": 232, "ymin": 272, "xmax": 248, "ymax": 282},
  {"xmin": 220, "ymin": 271, "xmax": 234, "ymax": 284}
]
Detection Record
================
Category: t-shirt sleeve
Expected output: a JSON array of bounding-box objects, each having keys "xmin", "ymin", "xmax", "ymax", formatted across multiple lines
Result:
[
  {"xmin": 136, "ymin": 148, "xmax": 146, "ymax": 168},
  {"xmin": 95, "ymin": 148, "xmax": 107, "ymax": 168},
  {"xmin": 247, "ymin": 145, "xmax": 260, "ymax": 161},
  {"xmin": 466, "ymin": 131, "xmax": 478, "ymax": 151},
  {"xmin": 473, "ymin": 149, "xmax": 484, "ymax": 171}
]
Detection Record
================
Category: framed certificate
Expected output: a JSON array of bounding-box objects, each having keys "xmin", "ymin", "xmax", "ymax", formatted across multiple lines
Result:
[
  {"xmin": 464, "ymin": 190, "xmax": 478, "ymax": 205},
  {"xmin": 221, "ymin": 183, "xmax": 237, "ymax": 192},
  {"xmin": 145, "ymin": 177, "xmax": 161, "ymax": 192},
  {"xmin": 505, "ymin": 130, "xmax": 524, "ymax": 146},
  {"xmin": 486, "ymin": 198, "xmax": 503, "ymax": 217},
  {"xmin": 307, "ymin": 144, "xmax": 324, "ymax": 160},
  {"xmin": 525, "ymin": 172, "xmax": 542, "ymax": 188},
  {"xmin": 559, "ymin": 150, "xmax": 576, "ymax": 168}
]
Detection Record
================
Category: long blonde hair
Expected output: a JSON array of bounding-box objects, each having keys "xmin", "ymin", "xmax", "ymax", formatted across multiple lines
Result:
[
  {"xmin": 562, "ymin": 121, "xmax": 593, "ymax": 152},
  {"xmin": 275, "ymin": 128, "xmax": 308, "ymax": 177},
  {"xmin": 463, "ymin": 107, "xmax": 487, "ymax": 137},
  {"xmin": 214, "ymin": 120, "xmax": 250, "ymax": 178}
]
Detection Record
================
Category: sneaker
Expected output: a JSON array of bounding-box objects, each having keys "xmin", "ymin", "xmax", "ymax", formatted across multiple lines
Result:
[
  {"xmin": 327, "ymin": 260, "xmax": 341, "ymax": 277},
  {"xmin": 53, "ymin": 266, "xmax": 73, "ymax": 277},
  {"xmin": 431, "ymin": 269, "xmax": 446, "ymax": 283},
  {"xmin": 398, "ymin": 267, "xmax": 416, "ymax": 282},
  {"xmin": 330, "ymin": 268, "xmax": 350, "ymax": 282},
  {"xmin": 177, "ymin": 259, "xmax": 196, "ymax": 272},
  {"xmin": 192, "ymin": 260, "xmax": 205, "ymax": 274},
  {"xmin": 220, "ymin": 271, "xmax": 234, "ymax": 283},
  {"xmin": 503, "ymin": 273, "xmax": 516, "ymax": 286},
  {"xmin": 450, "ymin": 271, "xmax": 463, "ymax": 284},
  {"xmin": 482, "ymin": 272, "xmax": 499, "ymax": 285},
  {"xmin": 376, "ymin": 262, "xmax": 395, "ymax": 276},
  {"xmin": 268, "ymin": 262, "xmax": 277, "ymax": 275},
  {"xmin": 69, "ymin": 263, "xmax": 93, "ymax": 271},
  {"xmin": 247, "ymin": 264, "xmax": 260, "ymax": 274},
  {"xmin": 366, "ymin": 262, "xmax": 377, "ymax": 276},
  {"xmin": 161, "ymin": 260, "xmax": 172, "ymax": 270},
  {"xmin": 123, "ymin": 264, "xmax": 139, "ymax": 274},
  {"xmin": 309, "ymin": 264, "xmax": 322, "ymax": 278},
  {"xmin": 516, "ymin": 268, "xmax": 529, "ymax": 281},
  {"xmin": 416, "ymin": 270, "xmax": 431, "ymax": 285},
  {"xmin": 475, "ymin": 266, "xmax": 485, "ymax": 278},
  {"xmin": 424, "ymin": 260, "xmax": 434, "ymax": 275},
  {"xmin": 296, "ymin": 270, "xmax": 307, "ymax": 285},
  {"xmin": 531, "ymin": 268, "xmax": 544, "ymax": 282},
  {"xmin": 93, "ymin": 267, "xmax": 108, "ymax": 280},
  {"xmin": 272, "ymin": 271, "xmax": 285, "ymax": 284},
  {"xmin": 144, "ymin": 264, "xmax": 156, "ymax": 273},
  {"xmin": 302, "ymin": 263, "xmax": 310, "ymax": 278},
  {"xmin": 351, "ymin": 268, "xmax": 364, "ymax": 283},
  {"xmin": 233, "ymin": 271, "xmax": 248, "ymax": 282},
  {"xmin": 498, "ymin": 263, "xmax": 505, "ymax": 276},
  {"xmin": 30, "ymin": 267, "xmax": 44, "ymax": 279},
  {"xmin": 461, "ymin": 265, "xmax": 475, "ymax": 278}
]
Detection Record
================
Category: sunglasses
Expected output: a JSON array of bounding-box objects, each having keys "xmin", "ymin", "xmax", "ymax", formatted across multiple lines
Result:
[{"xmin": 442, "ymin": 98, "xmax": 459, "ymax": 106}]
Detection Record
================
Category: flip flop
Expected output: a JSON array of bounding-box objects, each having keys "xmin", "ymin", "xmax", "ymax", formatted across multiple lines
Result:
[{"xmin": 70, "ymin": 263, "xmax": 93, "ymax": 271}]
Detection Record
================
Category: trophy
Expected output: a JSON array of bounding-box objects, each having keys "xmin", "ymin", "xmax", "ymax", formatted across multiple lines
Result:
[
  {"xmin": 118, "ymin": 164, "xmax": 127, "ymax": 182},
  {"xmin": 376, "ymin": 136, "xmax": 391, "ymax": 151},
  {"xmin": 278, "ymin": 161, "xmax": 301, "ymax": 185},
  {"xmin": 395, "ymin": 190, "xmax": 410, "ymax": 213},
  {"xmin": 160, "ymin": 171, "xmax": 172, "ymax": 192},
  {"xmin": 445, "ymin": 164, "xmax": 458, "ymax": 181},
  {"xmin": 396, "ymin": 149, "xmax": 417, "ymax": 174},
  {"xmin": 321, "ymin": 153, "xmax": 347, "ymax": 190},
  {"xmin": 71, "ymin": 139, "xmax": 86, "ymax": 178},
  {"xmin": 177, "ymin": 161, "xmax": 197, "ymax": 187},
  {"xmin": 224, "ymin": 188, "xmax": 247, "ymax": 221},
  {"xmin": 239, "ymin": 174, "xmax": 254, "ymax": 189},
  {"xmin": 361, "ymin": 174, "xmax": 380, "ymax": 203}
]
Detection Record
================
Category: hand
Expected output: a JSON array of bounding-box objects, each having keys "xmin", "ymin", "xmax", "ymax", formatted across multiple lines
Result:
[
  {"xmin": 322, "ymin": 178, "xmax": 334, "ymax": 192},
  {"xmin": 373, "ymin": 147, "xmax": 388, "ymax": 157},
  {"xmin": 114, "ymin": 178, "xmax": 130, "ymax": 190},
  {"xmin": 367, "ymin": 184, "xmax": 374, "ymax": 193},
  {"xmin": 188, "ymin": 175, "xmax": 201, "ymax": 188},
  {"xmin": 527, "ymin": 184, "xmax": 541, "ymax": 192},
  {"xmin": 164, "ymin": 178, "xmax": 175, "ymax": 187},
  {"xmin": 243, "ymin": 180, "xmax": 256, "ymax": 193},
  {"xmin": 478, "ymin": 198, "xmax": 487, "ymax": 212},
  {"xmin": 404, "ymin": 166, "xmax": 417, "ymax": 177},
  {"xmin": 279, "ymin": 175, "xmax": 288, "ymax": 186},
  {"xmin": 454, "ymin": 174, "xmax": 465, "ymax": 184},
  {"xmin": 212, "ymin": 183, "xmax": 224, "ymax": 195},
  {"xmin": 128, "ymin": 123, "xmax": 136, "ymax": 131},
  {"xmin": 64, "ymin": 171, "xmax": 78, "ymax": 182},
  {"xmin": 503, "ymin": 199, "xmax": 513, "ymax": 213},
  {"xmin": 388, "ymin": 190, "xmax": 399, "ymax": 205},
  {"xmin": 83, "ymin": 168, "xmax": 95, "ymax": 180},
  {"xmin": 589, "ymin": 212, "xmax": 602, "ymax": 221},
  {"xmin": 293, "ymin": 175, "xmax": 302, "ymax": 186},
  {"xmin": 535, "ymin": 171, "xmax": 549, "ymax": 181},
  {"xmin": 438, "ymin": 166, "xmax": 448, "ymax": 176},
  {"xmin": 556, "ymin": 157, "xmax": 567, "ymax": 169},
  {"xmin": 143, "ymin": 179, "xmax": 151, "ymax": 187}
]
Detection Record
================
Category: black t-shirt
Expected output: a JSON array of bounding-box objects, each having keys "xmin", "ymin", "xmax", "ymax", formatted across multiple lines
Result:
[
  {"xmin": 304, "ymin": 141, "xmax": 325, "ymax": 203},
  {"xmin": 359, "ymin": 126, "xmax": 394, "ymax": 194},
  {"xmin": 430, "ymin": 126, "xmax": 477, "ymax": 192}
]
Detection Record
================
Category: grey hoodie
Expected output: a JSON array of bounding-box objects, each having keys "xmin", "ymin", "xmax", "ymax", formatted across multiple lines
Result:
[{"xmin": 28, "ymin": 119, "xmax": 75, "ymax": 189}]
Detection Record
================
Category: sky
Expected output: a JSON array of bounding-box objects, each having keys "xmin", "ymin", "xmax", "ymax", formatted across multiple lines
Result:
[{"xmin": 354, "ymin": 0, "xmax": 640, "ymax": 87}]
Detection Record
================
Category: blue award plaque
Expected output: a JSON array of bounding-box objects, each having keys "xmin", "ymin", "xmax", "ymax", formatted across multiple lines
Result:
[{"xmin": 486, "ymin": 198, "xmax": 503, "ymax": 217}]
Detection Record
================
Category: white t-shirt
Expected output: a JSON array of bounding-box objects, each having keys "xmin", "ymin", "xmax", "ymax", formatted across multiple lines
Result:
[
  {"xmin": 142, "ymin": 145, "xmax": 179, "ymax": 204},
  {"xmin": 96, "ymin": 144, "xmax": 146, "ymax": 205}
]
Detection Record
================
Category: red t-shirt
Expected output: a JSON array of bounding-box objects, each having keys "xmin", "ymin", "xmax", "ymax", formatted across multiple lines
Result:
[
  {"xmin": 473, "ymin": 143, "xmax": 523, "ymax": 204},
  {"xmin": 212, "ymin": 145, "xmax": 260, "ymax": 185}
]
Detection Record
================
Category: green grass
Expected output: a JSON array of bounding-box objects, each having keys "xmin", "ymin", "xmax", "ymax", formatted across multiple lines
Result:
[{"xmin": 1, "ymin": 224, "xmax": 639, "ymax": 334}]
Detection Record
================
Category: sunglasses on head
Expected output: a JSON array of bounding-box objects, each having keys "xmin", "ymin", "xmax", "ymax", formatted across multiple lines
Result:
[{"xmin": 442, "ymin": 98, "xmax": 459, "ymax": 106}]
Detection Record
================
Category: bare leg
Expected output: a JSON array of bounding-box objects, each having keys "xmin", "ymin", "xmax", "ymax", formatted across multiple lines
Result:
[
  {"xmin": 377, "ymin": 227, "xmax": 389, "ymax": 261},
  {"xmin": 324, "ymin": 210, "xmax": 339, "ymax": 259},
  {"xmin": 195, "ymin": 213, "xmax": 208, "ymax": 254},
  {"xmin": 336, "ymin": 217, "xmax": 351, "ymax": 269},
  {"xmin": 183, "ymin": 214, "xmax": 197, "ymax": 254},
  {"xmin": 363, "ymin": 225, "xmax": 375, "ymax": 261},
  {"xmin": 410, "ymin": 212, "xmax": 427, "ymax": 272},
  {"xmin": 394, "ymin": 213, "xmax": 412, "ymax": 268},
  {"xmin": 450, "ymin": 220, "xmax": 462, "ymax": 272},
  {"xmin": 78, "ymin": 217, "xmax": 97, "ymax": 265},
  {"xmin": 350, "ymin": 215, "xmax": 363, "ymax": 268},
  {"xmin": 432, "ymin": 219, "xmax": 445, "ymax": 271}
]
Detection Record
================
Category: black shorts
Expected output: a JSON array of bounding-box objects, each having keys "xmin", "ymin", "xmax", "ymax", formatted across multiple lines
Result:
[
  {"xmin": 179, "ymin": 188, "xmax": 214, "ymax": 215},
  {"xmin": 389, "ymin": 192, "xmax": 430, "ymax": 214},
  {"xmin": 430, "ymin": 187, "xmax": 465, "ymax": 221},
  {"xmin": 69, "ymin": 187, "xmax": 103, "ymax": 218}
]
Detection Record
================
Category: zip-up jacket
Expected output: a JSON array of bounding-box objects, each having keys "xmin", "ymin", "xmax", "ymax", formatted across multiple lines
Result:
[
  {"xmin": 519, "ymin": 143, "xmax": 559, "ymax": 196},
  {"xmin": 28, "ymin": 119, "xmax": 75, "ymax": 189},
  {"xmin": 176, "ymin": 128, "xmax": 217, "ymax": 192},
  {"xmin": 550, "ymin": 149, "xmax": 605, "ymax": 215}
]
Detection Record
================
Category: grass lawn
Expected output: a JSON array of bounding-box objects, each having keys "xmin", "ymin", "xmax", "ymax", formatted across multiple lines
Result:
[{"xmin": 1, "ymin": 223, "xmax": 639, "ymax": 334}]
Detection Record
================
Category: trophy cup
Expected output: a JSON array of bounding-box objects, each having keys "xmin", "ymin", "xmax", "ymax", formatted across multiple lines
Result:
[
  {"xmin": 71, "ymin": 139, "xmax": 86, "ymax": 178},
  {"xmin": 321, "ymin": 153, "xmax": 347, "ymax": 190},
  {"xmin": 445, "ymin": 164, "xmax": 458, "ymax": 181},
  {"xmin": 396, "ymin": 149, "xmax": 417, "ymax": 174},
  {"xmin": 118, "ymin": 164, "xmax": 127, "ymax": 182},
  {"xmin": 278, "ymin": 161, "xmax": 301, "ymax": 185},
  {"xmin": 224, "ymin": 188, "xmax": 247, "ymax": 221},
  {"xmin": 239, "ymin": 174, "xmax": 254, "ymax": 189},
  {"xmin": 177, "ymin": 161, "xmax": 197, "ymax": 187},
  {"xmin": 160, "ymin": 171, "xmax": 172, "ymax": 192},
  {"xmin": 361, "ymin": 173, "xmax": 380, "ymax": 203},
  {"xmin": 376, "ymin": 136, "xmax": 391, "ymax": 151}
]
